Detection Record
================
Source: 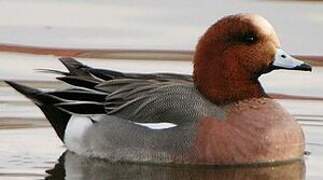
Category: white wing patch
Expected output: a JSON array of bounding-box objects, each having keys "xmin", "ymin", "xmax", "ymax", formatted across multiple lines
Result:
[
  {"xmin": 134, "ymin": 122, "xmax": 177, "ymax": 129},
  {"xmin": 64, "ymin": 115, "xmax": 93, "ymax": 153}
]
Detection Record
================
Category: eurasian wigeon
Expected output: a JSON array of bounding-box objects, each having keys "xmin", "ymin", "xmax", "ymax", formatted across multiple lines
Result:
[{"xmin": 6, "ymin": 13, "xmax": 311, "ymax": 165}]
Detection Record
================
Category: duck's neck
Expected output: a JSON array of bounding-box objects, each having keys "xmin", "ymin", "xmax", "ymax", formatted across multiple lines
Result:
[
  {"xmin": 193, "ymin": 62, "xmax": 266, "ymax": 105},
  {"xmin": 197, "ymin": 78, "xmax": 266, "ymax": 105}
]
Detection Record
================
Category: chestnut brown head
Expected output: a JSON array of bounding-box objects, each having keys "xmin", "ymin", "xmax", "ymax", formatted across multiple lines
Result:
[{"xmin": 193, "ymin": 13, "xmax": 311, "ymax": 104}]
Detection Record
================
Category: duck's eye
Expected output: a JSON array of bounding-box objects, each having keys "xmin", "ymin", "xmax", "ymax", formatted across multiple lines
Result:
[{"xmin": 241, "ymin": 34, "xmax": 257, "ymax": 44}]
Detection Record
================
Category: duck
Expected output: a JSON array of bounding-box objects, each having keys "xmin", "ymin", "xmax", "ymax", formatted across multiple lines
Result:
[{"xmin": 6, "ymin": 13, "xmax": 312, "ymax": 165}]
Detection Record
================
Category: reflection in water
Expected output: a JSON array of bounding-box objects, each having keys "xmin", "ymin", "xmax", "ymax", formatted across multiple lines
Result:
[{"xmin": 45, "ymin": 151, "xmax": 305, "ymax": 180}]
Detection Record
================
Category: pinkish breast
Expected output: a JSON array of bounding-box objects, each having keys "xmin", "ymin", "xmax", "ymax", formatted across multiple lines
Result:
[{"xmin": 188, "ymin": 98, "xmax": 304, "ymax": 165}]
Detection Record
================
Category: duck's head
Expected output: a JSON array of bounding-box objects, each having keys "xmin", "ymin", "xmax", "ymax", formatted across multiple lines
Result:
[{"xmin": 193, "ymin": 13, "xmax": 311, "ymax": 105}]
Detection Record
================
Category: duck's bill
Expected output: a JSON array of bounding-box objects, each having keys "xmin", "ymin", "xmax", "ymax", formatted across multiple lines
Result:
[{"xmin": 271, "ymin": 48, "xmax": 312, "ymax": 71}]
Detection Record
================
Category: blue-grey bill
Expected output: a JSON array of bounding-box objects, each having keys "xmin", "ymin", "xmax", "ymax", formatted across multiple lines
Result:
[{"xmin": 272, "ymin": 48, "xmax": 312, "ymax": 71}]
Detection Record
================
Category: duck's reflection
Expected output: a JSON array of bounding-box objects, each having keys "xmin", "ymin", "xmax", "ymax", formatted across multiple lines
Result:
[{"xmin": 45, "ymin": 151, "xmax": 305, "ymax": 180}]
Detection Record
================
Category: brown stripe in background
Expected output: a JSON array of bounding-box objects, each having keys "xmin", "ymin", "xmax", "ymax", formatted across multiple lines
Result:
[{"xmin": 1, "ymin": 43, "xmax": 323, "ymax": 65}]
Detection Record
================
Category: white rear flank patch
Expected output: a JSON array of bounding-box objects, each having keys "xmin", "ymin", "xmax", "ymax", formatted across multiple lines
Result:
[
  {"xmin": 134, "ymin": 122, "xmax": 177, "ymax": 129},
  {"xmin": 64, "ymin": 115, "xmax": 93, "ymax": 153}
]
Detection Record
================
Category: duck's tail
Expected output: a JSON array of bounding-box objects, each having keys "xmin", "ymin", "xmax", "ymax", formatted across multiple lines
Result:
[{"xmin": 5, "ymin": 81, "xmax": 70, "ymax": 142}]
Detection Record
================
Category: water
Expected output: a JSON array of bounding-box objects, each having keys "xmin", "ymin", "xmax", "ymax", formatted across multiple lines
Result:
[{"xmin": 0, "ymin": 0, "xmax": 323, "ymax": 179}]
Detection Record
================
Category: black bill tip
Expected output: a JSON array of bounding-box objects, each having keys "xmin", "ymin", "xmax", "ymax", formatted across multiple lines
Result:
[{"xmin": 294, "ymin": 63, "xmax": 312, "ymax": 72}]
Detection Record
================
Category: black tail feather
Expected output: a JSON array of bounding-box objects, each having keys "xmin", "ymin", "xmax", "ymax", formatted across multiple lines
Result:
[
  {"xmin": 5, "ymin": 81, "xmax": 70, "ymax": 142},
  {"xmin": 56, "ymin": 58, "xmax": 103, "ymax": 89},
  {"xmin": 58, "ymin": 57, "xmax": 90, "ymax": 76},
  {"xmin": 57, "ymin": 76, "xmax": 99, "ymax": 89},
  {"xmin": 56, "ymin": 102, "xmax": 106, "ymax": 114},
  {"xmin": 88, "ymin": 68, "xmax": 125, "ymax": 81},
  {"xmin": 35, "ymin": 68, "xmax": 69, "ymax": 76},
  {"xmin": 5, "ymin": 81, "xmax": 61, "ymax": 105},
  {"xmin": 48, "ymin": 90, "xmax": 107, "ymax": 102},
  {"xmin": 5, "ymin": 58, "xmax": 123, "ymax": 141}
]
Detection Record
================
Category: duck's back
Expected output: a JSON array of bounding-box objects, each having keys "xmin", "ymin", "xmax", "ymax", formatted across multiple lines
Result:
[{"xmin": 99, "ymin": 81, "xmax": 223, "ymax": 124}]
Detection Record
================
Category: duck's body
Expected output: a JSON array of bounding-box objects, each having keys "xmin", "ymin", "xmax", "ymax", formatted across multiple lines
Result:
[
  {"xmin": 65, "ymin": 96, "xmax": 304, "ymax": 165},
  {"xmin": 6, "ymin": 13, "xmax": 310, "ymax": 165}
]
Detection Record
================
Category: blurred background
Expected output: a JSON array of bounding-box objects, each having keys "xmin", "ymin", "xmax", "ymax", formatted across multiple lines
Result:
[
  {"xmin": 0, "ymin": 0, "xmax": 322, "ymax": 54},
  {"xmin": 0, "ymin": 0, "xmax": 322, "ymax": 180}
]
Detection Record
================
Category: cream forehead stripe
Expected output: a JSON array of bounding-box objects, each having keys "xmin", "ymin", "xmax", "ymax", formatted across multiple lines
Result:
[{"xmin": 242, "ymin": 14, "xmax": 275, "ymax": 35}]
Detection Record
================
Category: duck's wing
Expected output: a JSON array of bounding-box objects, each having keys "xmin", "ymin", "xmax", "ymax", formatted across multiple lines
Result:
[
  {"xmin": 99, "ymin": 80, "xmax": 216, "ymax": 124},
  {"xmin": 38, "ymin": 58, "xmax": 216, "ymax": 124}
]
